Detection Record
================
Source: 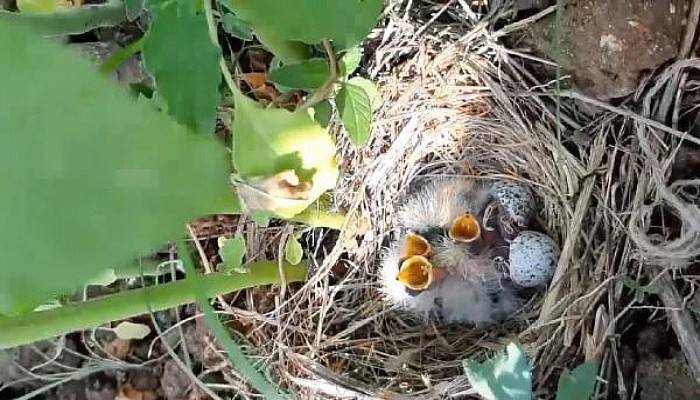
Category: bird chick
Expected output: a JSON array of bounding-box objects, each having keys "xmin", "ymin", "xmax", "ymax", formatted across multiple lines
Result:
[{"xmin": 379, "ymin": 177, "xmax": 540, "ymax": 325}]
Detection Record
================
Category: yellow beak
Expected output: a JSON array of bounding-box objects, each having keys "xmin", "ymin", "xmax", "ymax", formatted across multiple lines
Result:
[
  {"xmin": 401, "ymin": 232, "xmax": 432, "ymax": 259},
  {"xmin": 449, "ymin": 213, "xmax": 481, "ymax": 243},
  {"xmin": 397, "ymin": 255, "xmax": 434, "ymax": 291}
]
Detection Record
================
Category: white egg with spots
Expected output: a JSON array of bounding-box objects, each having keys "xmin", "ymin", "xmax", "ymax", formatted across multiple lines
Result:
[
  {"xmin": 490, "ymin": 181, "xmax": 535, "ymax": 227},
  {"xmin": 509, "ymin": 231, "xmax": 559, "ymax": 288}
]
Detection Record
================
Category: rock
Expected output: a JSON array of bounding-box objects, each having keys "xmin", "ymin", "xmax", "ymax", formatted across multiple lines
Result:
[{"xmin": 527, "ymin": 0, "xmax": 687, "ymax": 100}]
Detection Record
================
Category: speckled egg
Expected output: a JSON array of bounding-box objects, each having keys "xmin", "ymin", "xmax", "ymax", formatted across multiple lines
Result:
[
  {"xmin": 490, "ymin": 181, "xmax": 535, "ymax": 228},
  {"xmin": 509, "ymin": 231, "xmax": 559, "ymax": 288}
]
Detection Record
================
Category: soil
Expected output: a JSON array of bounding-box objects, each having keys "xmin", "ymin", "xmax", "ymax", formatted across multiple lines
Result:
[
  {"xmin": 620, "ymin": 323, "xmax": 700, "ymax": 399},
  {"xmin": 527, "ymin": 0, "xmax": 688, "ymax": 100}
]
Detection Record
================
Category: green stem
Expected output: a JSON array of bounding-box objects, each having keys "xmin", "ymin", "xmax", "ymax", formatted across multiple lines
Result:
[
  {"xmin": 99, "ymin": 37, "xmax": 144, "ymax": 74},
  {"xmin": 291, "ymin": 208, "xmax": 345, "ymax": 229},
  {"xmin": 178, "ymin": 242, "xmax": 287, "ymax": 399},
  {"xmin": 0, "ymin": 262, "xmax": 306, "ymax": 349}
]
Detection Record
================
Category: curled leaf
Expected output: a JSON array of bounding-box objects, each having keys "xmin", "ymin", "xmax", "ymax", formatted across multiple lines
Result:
[{"xmin": 231, "ymin": 89, "xmax": 339, "ymax": 218}]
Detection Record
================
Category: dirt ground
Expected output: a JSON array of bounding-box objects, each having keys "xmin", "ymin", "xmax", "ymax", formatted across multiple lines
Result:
[{"xmin": 527, "ymin": 0, "xmax": 687, "ymax": 99}]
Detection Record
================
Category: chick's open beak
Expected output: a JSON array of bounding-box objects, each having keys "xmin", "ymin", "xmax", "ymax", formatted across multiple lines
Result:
[
  {"xmin": 397, "ymin": 256, "xmax": 434, "ymax": 291},
  {"xmin": 401, "ymin": 233, "xmax": 432, "ymax": 258},
  {"xmin": 449, "ymin": 213, "xmax": 481, "ymax": 243}
]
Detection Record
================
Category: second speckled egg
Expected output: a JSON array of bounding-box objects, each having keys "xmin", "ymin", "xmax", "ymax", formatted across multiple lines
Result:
[{"xmin": 509, "ymin": 231, "xmax": 559, "ymax": 288}]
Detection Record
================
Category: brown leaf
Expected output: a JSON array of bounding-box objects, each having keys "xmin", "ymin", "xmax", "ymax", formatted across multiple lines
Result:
[
  {"xmin": 102, "ymin": 337, "xmax": 130, "ymax": 360},
  {"xmin": 234, "ymin": 170, "xmax": 313, "ymax": 215},
  {"xmin": 238, "ymin": 72, "xmax": 280, "ymax": 103}
]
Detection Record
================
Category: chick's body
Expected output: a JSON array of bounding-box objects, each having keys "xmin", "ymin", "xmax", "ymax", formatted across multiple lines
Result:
[{"xmin": 379, "ymin": 178, "xmax": 534, "ymax": 325}]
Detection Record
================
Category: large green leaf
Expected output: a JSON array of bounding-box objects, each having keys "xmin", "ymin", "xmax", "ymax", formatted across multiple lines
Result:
[
  {"xmin": 269, "ymin": 58, "xmax": 330, "ymax": 91},
  {"xmin": 231, "ymin": 90, "xmax": 338, "ymax": 218},
  {"xmin": 556, "ymin": 362, "xmax": 598, "ymax": 400},
  {"xmin": 143, "ymin": 0, "xmax": 221, "ymax": 134},
  {"xmin": 0, "ymin": 21, "xmax": 233, "ymax": 315},
  {"xmin": 337, "ymin": 81, "xmax": 372, "ymax": 147},
  {"xmin": 463, "ymin": 343, "xmax": 533, "ymax": 400},
  {"xmin": 224, "ymin": 0, "xmax": 382, "ymax": 49}
]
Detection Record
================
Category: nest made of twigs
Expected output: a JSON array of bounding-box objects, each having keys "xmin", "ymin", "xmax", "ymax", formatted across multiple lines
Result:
[{"xmin": 218, "ymin": 2, "xmax": 700, "ymax": 399}]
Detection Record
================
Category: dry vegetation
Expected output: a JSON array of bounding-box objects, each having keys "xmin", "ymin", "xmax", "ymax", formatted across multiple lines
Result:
[
  {"xmin": 239, "ymin": 1, "xmax": 700, "ymax": 398},
  {"xmin": 4, "ymin": 1, "xmax": 700, "ymax": 399}
]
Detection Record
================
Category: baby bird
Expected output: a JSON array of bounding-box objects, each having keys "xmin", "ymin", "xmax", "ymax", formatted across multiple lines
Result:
[{"xmin": 379, "ymin": 177, "xmax": 557, "ymax": 325}]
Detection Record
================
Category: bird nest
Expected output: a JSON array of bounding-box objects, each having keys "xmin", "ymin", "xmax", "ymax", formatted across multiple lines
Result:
[{"xmin": 224, "ymin": 2, "xmax": 700, "ymax": 398}]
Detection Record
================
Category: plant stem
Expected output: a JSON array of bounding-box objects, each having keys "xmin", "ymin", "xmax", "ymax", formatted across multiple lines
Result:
[
  {"xmin": 99, "ymin": 37, "xmax": 144, "ymax": 74},
  {"xmin": 291, "ymin": 208, "xmax": 346, "ymax": 229},
  {"xmin": 0, "ymin": 262, "xmax": 306, "ymax": 349},
  {"xmin": 178, "ymin": 242, "xmax": 287, "ymax": 399}
]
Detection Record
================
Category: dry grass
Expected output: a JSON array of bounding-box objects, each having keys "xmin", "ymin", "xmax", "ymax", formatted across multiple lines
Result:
[
  {"xmin": 5, "ymin": 1, "xmax": 699, "ymax": 399},
  {"xmin": 217, "ymin": 1, "xmax": 700, "ymax": 399}
]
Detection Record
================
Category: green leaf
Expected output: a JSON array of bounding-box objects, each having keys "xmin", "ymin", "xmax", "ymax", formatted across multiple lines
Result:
[
  {"xmin": 269, "ymin": 58, "xmax": 330, "ymax": 91},
  {"xmin": 463, "ymin": 343, "xmax": 533, "ymax": 400},
  {"xmin": 337, "ymin": 82, "xmax": 372, "ymax": 147},
  {"xmin": 284, "ymin": 235, "xmax": 303, "ymax": 265},
  {"xmin": 124, "ymin": 0, "xmax": 145, "ymax": 21},
  {"xmin": 231, "ymin": 90, "xmax": 339, "ymax": 218},
  {"xmin": 340, "ymin": 46, "xmax": 363, "ymax": 76},
  {"xmin": 217, "ymin": 236, "xmax": 247, "ymax": 273},
  {"xmin": 312, "ymin": 100, "xmax": 333, "ymax": 128},
  {"xmin": 255, "ymin": 30, "xmax": 311, "ymax": 64},
  {"xmin": 252, "ymin": 211, "xmax": 272, "ymax": 227},
  {"xmin": 113, "ymin": 321, "xmax": 151, "ymax": 340},
  {"xmin": 143, "ymin": 1, "xmax": 221, "ymax": 134},
  {"xmin": 556, "ymin": 362, "xmax": 598, "ymax": 400},
  {"xmin": 87, "ymin": 269, "xmax": 119, "ymax": 287},
  {"xmin": 224, "ymin": 0, "xmax": 382, "ymax": 49},
  {"xmin": 0, "ymin": 21, "xmax": 233, "ymax": 315},
  {"xmin": 17, "ymin": 0, "xmax": 69, "ymax": 14},
  {"xmin": 222, "ymin": 12, "xmax": 253, "ymax": 40},
  {"xmin": 0, "ymin": 0, "xmax": 126, "ymax": 36},
  {"xmin": 348, "ymin": 76, "xmax": 381, "ymax": 111}
]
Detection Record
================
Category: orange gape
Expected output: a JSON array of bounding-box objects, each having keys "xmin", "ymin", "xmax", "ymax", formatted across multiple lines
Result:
[
  {"xmin": 397, "ymin": 256, "xmax": 434, "ymax": 291},
  {"xmin": 400, "ymin": 232, "xmax": 432, "ymax": 259},
  {"xmin": 449, "ymin": 213, "xmax": 481, "ymax": 243}
]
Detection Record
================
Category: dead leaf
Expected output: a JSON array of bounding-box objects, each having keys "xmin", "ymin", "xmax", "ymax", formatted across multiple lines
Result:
[
  {"xmin": 102, "ymin": 337, "xmax": 130, "ymax": 360},
  {"xmin": 239, "ymin": 72, "xmax": 280, "ymax": 102},
  {"xmin": 233, "ymin": 170, "xmax": 315, "ymax": 216},
  {"xmin": 117, "ymin": 383, "xmax": 158, "ymax": 400}
]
